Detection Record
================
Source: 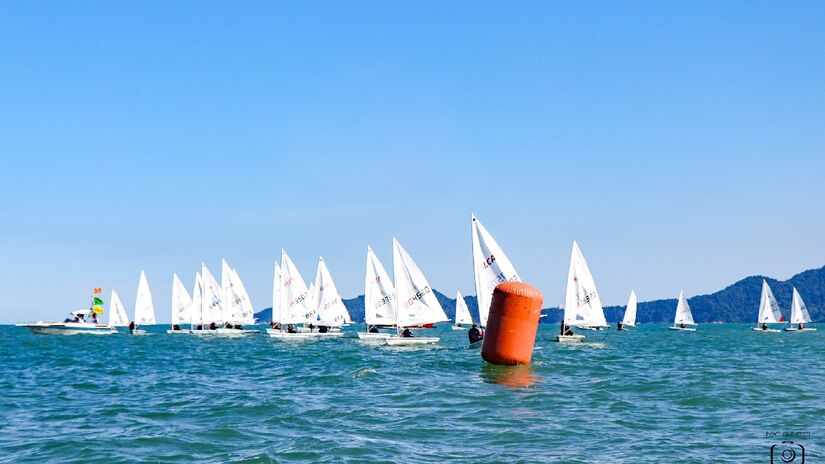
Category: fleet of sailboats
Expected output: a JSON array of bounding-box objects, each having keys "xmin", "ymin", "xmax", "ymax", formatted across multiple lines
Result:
[{"xmin": 14, "ymin": 215, "xmax": 820, "ymax": 339}]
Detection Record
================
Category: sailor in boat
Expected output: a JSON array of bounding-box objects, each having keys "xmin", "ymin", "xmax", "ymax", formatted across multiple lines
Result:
[
  {"xmin": 91, "ymin": 312, "xmax": 99, "ymax": 324},
  {"xmin": 270, "ymin": 321, "xmax": 281, "ymax": 330},
  {"xmin": 560, "ymin": 322, "xmax": 574, "ymax": 336},
  {"xmin": 798, "ymin": 323, "xmax": 805, "ymax": 330},
  {"xmin": 761, "ymin": 323, "xmax": 768, "ymax": 331},
  {"xmin": 233, "ymin": 324, "xmax": 242, "ymax": 330},
  {"xmin": 128, "ymin": 321, "xmax": 137, "ymax": 334},
  {"xmin": 680, "ymin": 322, "xmax": 686, "ymax": 329},
  {"xmin": 616, "ymin": 322, "xmax": 623, "ymax": 331},
  {"xmin": 308, "ymin": 323, "xmax": 315, "ymax": 332},
  {"xmin": 368, "ymin": 325, "xmax": 379, "ymax": 333},
  {"xmin": 287, "ymin": 324, "xmax": 297, "ymax": 334},
  {"xmin": 401, "ymin": 328, "xmax": 413, "ymax": 338},
  {"xmin": 468, "ymin": 324, "xmax": 483, "ymax": 344},
  {"xmin": 171, "ymin": 324, "xmax": 181, "ymax": 331},
  {"xmin": 209, "ymin": 322, "xmax": 217, "ymax": 330},
  {"xmin": 319, "ymin": 326, "xmax": 329, "ymax": 333}
]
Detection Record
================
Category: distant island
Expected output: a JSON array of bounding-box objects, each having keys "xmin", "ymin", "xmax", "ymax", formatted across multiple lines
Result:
[{"xmin": 255, "ymin": 265, "xmax": 825, "ymax": 324}]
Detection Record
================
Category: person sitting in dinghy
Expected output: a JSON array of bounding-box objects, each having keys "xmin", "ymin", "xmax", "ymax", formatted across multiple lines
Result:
[
  {"xmin": 319, "ymin": 326, "xmax": 329, "ymax": 333},
  {"xmin": 287, "ymin": 324, "xmax": 297, "ymax": 333},
  {"xmin": 761, "ymin": 323, "xmax": 768, "ymax": 331},
  {"xmin": 799, "ymin": 323, "xmax": 805, "ymax": 330},
  {"xmin": 680, "ymin": 322, "xmax": 686, "ymax": 329},
  {"xmin": 468, "ymin": 325, "xmax": 483, "ymax": 344},
  {"xmin": 209, "ymin": 322, "xmax": 217, "ymax": 330},
  {"xmin": 401, "ymin": 328, "xmax": 413, "ymax": 337},
  {"xmin": 616, "ymin": 322, "xmax": 623, "ymax": 331},
  {"xmin": 368, "ymin": 325, "xmax": 379, "ymax": 333},
  {"xmin": 560, "ymin": 323, "xmax": 574, "ymax": 336},
  {"xmin": 171, "ymin": 324, "xmax": 181, "ymax": 331},
  {"xmin": 128, "ymin": 321, "xmax": 136, "ymax": 333}
]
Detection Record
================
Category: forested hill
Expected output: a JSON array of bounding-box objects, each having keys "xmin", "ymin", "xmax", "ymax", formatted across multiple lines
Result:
[{"xmin": 254, "ymin": 266, "xmax": 825, "ymax": 324}]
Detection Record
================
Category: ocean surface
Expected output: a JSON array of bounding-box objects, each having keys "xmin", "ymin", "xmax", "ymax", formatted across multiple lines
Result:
[{"xmin": 1, "ymin": 323, "xmax": 823, "ymax": 463}]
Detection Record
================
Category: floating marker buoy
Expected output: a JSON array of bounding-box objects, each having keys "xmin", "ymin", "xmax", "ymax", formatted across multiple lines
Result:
[{"xmin": 481, "ymin": 281, "xmax": 543, "ymax": 366}]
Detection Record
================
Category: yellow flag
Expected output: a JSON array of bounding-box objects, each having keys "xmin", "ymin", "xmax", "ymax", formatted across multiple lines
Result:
[{"xmin": 92, "ymin": 305, "xmax": 104, "ymax": 315}]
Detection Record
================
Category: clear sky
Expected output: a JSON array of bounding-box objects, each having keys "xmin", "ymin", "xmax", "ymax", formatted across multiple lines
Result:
[{"xmin": 1, "ymin": 1, "xmax": 824, "ymax": 323}]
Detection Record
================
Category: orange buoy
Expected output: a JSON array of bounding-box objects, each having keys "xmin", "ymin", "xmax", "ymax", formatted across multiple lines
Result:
[{"xmin": 481, "ymin": 281, "xmax": 543, "ymax": 366}]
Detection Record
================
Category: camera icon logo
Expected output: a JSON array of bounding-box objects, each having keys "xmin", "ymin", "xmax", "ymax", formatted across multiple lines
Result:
[{"xmin": 770, "ymin": 441, "xmax": 805, "ymax": 463}]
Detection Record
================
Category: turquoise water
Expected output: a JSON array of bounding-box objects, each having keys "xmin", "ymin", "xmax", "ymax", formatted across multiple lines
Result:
[{"xmin": 1, "ymin": 324, "xmax": 822, "ymax": 463}]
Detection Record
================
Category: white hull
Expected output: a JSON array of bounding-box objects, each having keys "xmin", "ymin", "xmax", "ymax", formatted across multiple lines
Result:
[
  {"xmin": 356, "ymin": 331, "xmax": 393, "ymax": 340},
  {"xmin": 192, "ymin": 328, "xmax": 259, "ymax": 337},
  {"xmin": 467, "ymin": 340, "xmax": 483, "ymax": 350},
  {"xmin": 669, "ymin": 326, "xmax": 697, "ymax": 331},
  {"xmin": 384, "ymin": 336, "xmax": 439, "ymax": 346},
  {"xmin": 451, "ymin": 325, "xmax": 468, "ymax": 331},
  {"xmin": 784, "ymin": 327, "xmax": 817, "ymax": 332},
  {"xmin": 267, "ymin": 329, "xmax": 345, "ymax": 339},
  {"xmin": 130, "ymin": 329, "xmax": 150, "ymax": 335},
  {"xmin": 17, "ymin": 322, "xmax": 117, "ymax": 336},
  {"xmin": 555, "ymin": 334, "xmax": 586, "ymax": 343},
  {"xmin": 166, "ymin": 329, "xmax": 190, "ymax": 334},
  {"xmin": 751, "ymin": 327, "xmax": 781, "ymax": 332}
]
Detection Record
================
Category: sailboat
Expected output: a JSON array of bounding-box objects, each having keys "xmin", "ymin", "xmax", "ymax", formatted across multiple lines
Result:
[
  {"xmin": 267, "ymin": 250, "xmax": 318, "ymax": 339},
  {"xmin": 167, "ymin": 273, "xmax": 192, "ymax": 334},
  {"xmin": 752, "ymin": 279, "xmax": 783, "ymax": 332},
  {"xmin": 668, "ymin": 290, "xmax": 697, "ymax": 331},
  {"xmin": 618, "ymin": 290, "xmax": 637, "ymax": 331},
  {"xmin": 356, "ymin": 246, "xmax": 397, "ymax": 341},
  {"xmin": 556, "ymin": 241, "xmax": 609, "ymax": 343},
  {"xmin": 131, "ymin": 270, "xmax": 156, "ymax": 335},
  {"xmin": 108, "ymin": 289, "xmax": 129, "ymax": 330},
  {"xmin": 384, "ymin": 238, "xmax": 449, "ymax": 346},
  {"xmin": 17, "ymin": 288, "xmax": 117, "ymax": 335},
  {"xmin": 784, "ymin": 288, "xmax": 816, "ymax": 332},
  {"xmin": 215, "ymin": 259, "xmax": 258, "ymax": 336},
  {"xmin": 306, "ymin": 257, "xmax": 350, "ymax": 337},
  {"xmin": 188, "ymin": 272, "xmax": 204, "ymax": 332},
  {"xmin": 471, "ymin": 214, "xmax": 520, "ymax": 330},
  {"xmin": 191, "ymin": 263, "xmax": 225, "ymax": 336},
  {"xmin": 452, "ymin": 291, "xmax": 473, "ymax": 330}
]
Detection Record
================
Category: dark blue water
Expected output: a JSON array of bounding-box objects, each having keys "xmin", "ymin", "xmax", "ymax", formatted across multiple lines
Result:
[{"xmin": 1, "ymin": 324, "xmax": 822, "ymax": 463}]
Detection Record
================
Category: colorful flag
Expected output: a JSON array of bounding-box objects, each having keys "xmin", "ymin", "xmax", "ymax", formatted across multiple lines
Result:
[
  {"xmin": 92, "ymin": 305, "xmax": 104, "ymax": 315},
  {"xmin": 93, "ymin": 297, "xmax": 104, "ymax": 305},
  {"xmin": 93, "ymin": 288, "xmax": 103, "ymax": 294}
]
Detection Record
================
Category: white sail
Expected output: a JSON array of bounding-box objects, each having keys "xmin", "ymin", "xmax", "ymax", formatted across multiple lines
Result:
[
  {"xmin": 221, "ymin": 259, "xmax": 255, "ymax": 325},
  {"xmin": 280, "ymin": 250, "xmax": 313, "ymax": 324},
  {"xmin": 312, "ymin": 257, "xmax": 352, "ymax": 327},
  {"xmin": 365, "ymin": 246, "xmax": 396, "ymax": 326},
  {"xmin": 171, "ymin": 273, "xmax": 192, "ymax": 326},
  {"xmin": 134, "ymin": 270, "xmax": 156, "ymax": 325},
  {"xmin": 563, "ymin": 241, "xmax": 608, "ymax": 328},
  {"xmin": 308, "ymin": 281, "xmax": 317, "ymax": 318},
  {"xmin": 201, "ymin": 263, "xmax": 223, "ymax": 324},
  {"xmin": 790, "ymin": 288, "xmax": 812, "ymax": 324},
  {"xmin": 471, "ymin": 214, "xmax": 520, "ymax": 328},
  {"xmin": 108, "ymin": 289, "xmax": 129, "ymax": 327},
  {"xmin": 622, "ymin": 290, "xmax": 637, "ymax": 327},
  {"xmin": 673, "ymin": 290, "xmax": 695, "ymax": 325},
  {"xmin": 454, "ymin": 291, "xmax": 473, "ymax": 326},
  {"xmin": 272, "ymin": 261, "xmax": 282, "ymax": 324},
  {"xmin": 392, "ymin": 238, "xmax": 449, "ymax": 327},
  {"xmin": 229, "ymin": 267, "xmax": 255, "ymax": 325},
  {"xmin": 190, "ymin": 272, "xmax": 203, "ymax": 326},
  {"xmin": 757, "ymin": 280, "xmax": 783, "ymax": 324}
]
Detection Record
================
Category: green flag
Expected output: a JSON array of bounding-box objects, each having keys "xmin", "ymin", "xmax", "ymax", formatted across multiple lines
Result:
[{"xmin": 93, "ymin": 297, "xmax": 104, "ymax": 305}]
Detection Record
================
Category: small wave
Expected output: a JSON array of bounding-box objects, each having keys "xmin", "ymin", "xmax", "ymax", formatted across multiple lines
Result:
[{"xmin": 351, "ymin": 367, "xmax": 377, "ymax": 378}]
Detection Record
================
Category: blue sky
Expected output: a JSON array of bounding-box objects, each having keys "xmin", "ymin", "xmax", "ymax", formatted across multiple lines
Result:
[{"xmin": 1, "ymin": 1, "xmax": 824, "ymax": 322}]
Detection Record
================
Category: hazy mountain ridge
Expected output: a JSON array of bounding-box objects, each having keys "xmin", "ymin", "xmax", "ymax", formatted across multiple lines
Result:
[{"xmin": 255, "ymin": 266, "xmax": 825, "ymax": 324}]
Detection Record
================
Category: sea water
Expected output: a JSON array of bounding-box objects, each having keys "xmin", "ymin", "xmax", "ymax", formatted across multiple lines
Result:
[{"xmin": 0, "ymin": 324, "xmax": 822, "ymax": 463}]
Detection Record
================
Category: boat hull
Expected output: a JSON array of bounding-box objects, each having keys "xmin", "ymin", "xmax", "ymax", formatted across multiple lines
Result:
[
  {"xmin": 356, "ymin": 331, "xmax": 393, "ymax": 341},
  {"xmin": 751, "ymin": 327, "xmax": 781, "ymax": 332},
  {"xmin": 16, "ymin": 322, "xmax": 117, "ymax": 336},
  {"xmin": 668, "ymin": 327, "xmax": 697, "ymax": 332},
  {"xmin": 555, "ymin": 334, "xmax": 586, "ymax": 343},
  {"xmin": 267, "ymin": 329, "xmax": 345, "ymax": 339},
  {"xmin": 384, "ymin": 336, "xmax": 439, "ymax": 346},
  {"xmin": 783, "ymin": 327, "xmax": 817, "ymax": 332},
  {"xmin": 451, "ymin": 326, "xmax": 467, "ymax": 331}
]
